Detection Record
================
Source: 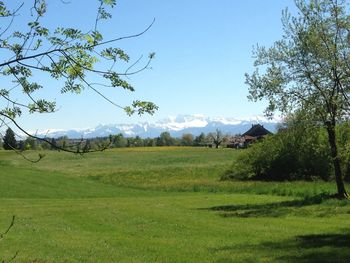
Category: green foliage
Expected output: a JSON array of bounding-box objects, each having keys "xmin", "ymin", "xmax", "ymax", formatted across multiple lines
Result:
[
  {"xmin": 3, "ymin": 128, "xmax": 16, "ymax": 150},
  {"xmin": 245, "ymin": 0, "xmax": 350, "ymax": 122},
  {"xmin": 224, "ymin": 119, "xmax": 350, "ymax": 183},
  {"xmin": 111, "ymin": 133, "xmax": 128, "ymax": 148},
  {"xmin": 24, "ymin": 138, "xmax": 37, "ymax": 150},
  {"xmin": 156, "ymin": 132, "xmax": 178, "ymax": 146},
  {"xmin": 245, "ymin": 0, "xmax": 350, "ymax": 196},
  {"xmin": 124, "ymin": 101, "xmax": 158, "ymax": 116},
  {"xmin": 223, "ymin": 118, "xmax": 333, "ymax": 181},
  {"xmin": 127, "ymin": 136, "xmax": 144, "ymax": 147},
  {"xmin": 0, "ymin": 1, "xmax": 10, "ymax": 17},
  {"xmin": 194, "ymin": 132, "xmax": 206, "ymax": 146},
  {"xmin": 181, "ymin": 133, "xmax": 194, "ymax": 146}
]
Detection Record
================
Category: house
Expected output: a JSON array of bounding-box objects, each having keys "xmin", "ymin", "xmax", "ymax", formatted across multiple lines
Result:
[
  {"xmin": 227, "ymin": 124, "xmax": 272, "ymax": 148},
  {"xmin": 242, "ymin": 124, "xmax": 272, "ymax": 147}
]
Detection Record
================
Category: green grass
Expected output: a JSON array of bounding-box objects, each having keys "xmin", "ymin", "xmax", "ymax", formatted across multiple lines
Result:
[
  {"xmin": 0, "ymin": 147, "xmax": 349, "ymax": 262},
  {"xmin": 0, "ymin": 147, "xmax": 337, "ymax": 196}
]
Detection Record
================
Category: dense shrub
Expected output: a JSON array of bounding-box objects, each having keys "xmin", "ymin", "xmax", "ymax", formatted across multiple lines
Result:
[{"xmin": 222, "ymin": 119, "xmax": 336, "ymax": 181}]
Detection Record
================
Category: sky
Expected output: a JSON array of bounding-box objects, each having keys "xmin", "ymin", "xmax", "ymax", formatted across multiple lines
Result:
[{"xmin": 4, "ymin": 0, "xmax": 297, "ymax": 131}]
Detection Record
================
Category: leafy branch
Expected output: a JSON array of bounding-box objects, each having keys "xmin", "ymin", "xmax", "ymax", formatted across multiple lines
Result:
[{"xmin": 0, "ymin": 0, "xmax": 158, "ymax": 155}]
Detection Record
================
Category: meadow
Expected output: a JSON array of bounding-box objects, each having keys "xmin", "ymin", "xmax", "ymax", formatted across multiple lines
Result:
[{"xmin": 0, "ymin": 147, "xmax": 349, "ymax": 262}]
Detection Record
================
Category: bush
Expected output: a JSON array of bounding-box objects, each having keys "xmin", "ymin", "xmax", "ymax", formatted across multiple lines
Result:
[{"xmin": 222, "ymin": 118, "xmax": 333, "ymax": 181}]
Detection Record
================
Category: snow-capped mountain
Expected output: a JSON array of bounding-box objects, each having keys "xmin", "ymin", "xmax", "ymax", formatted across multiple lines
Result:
[{"xmin": 36, "ymin": 114, "xmax": 281, "ymax": 139}]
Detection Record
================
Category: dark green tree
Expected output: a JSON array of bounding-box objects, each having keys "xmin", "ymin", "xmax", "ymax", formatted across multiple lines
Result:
[
  {"xmin": 50, "ymin": 138, "xmax": 57, "ymax": 150},
  {"xmin": 112, "ymin": 133, "xmax": 128, "ymax": 148},
  {"xmin": 156, "ymin": 132, "xmax": 176, "ymax": 146},
  {"xmin": 3, "ymin": 128, "xmax": 17, "ymax": 150},
  {"xmin": 245, "ymin": 0, "xmax": 350, "ymax": 198},
  {"xmin": 194, "ymin": 132, "xmax": 206, "ymax": 146}
]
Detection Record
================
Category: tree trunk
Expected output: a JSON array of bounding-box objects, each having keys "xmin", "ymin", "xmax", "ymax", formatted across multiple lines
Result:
[{"xmin": 326, "ymin": 123, "xmax": 348, "ymax": 199}]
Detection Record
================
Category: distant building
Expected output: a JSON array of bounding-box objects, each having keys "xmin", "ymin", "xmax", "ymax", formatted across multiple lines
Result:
[{"xmin": 227, "ymin": 124, "xmax": 272, "ymax": 148}]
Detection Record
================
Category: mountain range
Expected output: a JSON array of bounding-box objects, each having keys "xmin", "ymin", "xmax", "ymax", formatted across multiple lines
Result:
[{"xmin": 36, "ymin": 114, "xmax": 281, "ymax": 139}]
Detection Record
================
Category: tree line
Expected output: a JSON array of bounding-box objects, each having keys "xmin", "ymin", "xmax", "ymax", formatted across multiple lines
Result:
[{"xmin": 0, "ymin": 128, "xmax": 231, "ymax": 151}]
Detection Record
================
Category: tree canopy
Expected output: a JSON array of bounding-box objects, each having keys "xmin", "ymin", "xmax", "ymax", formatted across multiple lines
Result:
[{"xmin": 245, "ymin": 0, "xmax": 350, "ymax": 198}]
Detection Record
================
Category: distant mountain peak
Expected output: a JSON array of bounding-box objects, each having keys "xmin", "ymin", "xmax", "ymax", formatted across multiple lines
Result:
[{"xmin": 34, "ymin": 114, "xmax": 281, "ymax": 139}]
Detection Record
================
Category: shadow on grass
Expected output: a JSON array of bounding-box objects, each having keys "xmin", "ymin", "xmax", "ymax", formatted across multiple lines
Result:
[
  {"xmin": 268, "ymin": 232, "xmax": 350, "ymax": 262},
  {"xmin": 213, "ymin": 231, "xmax": 350, "ymax": 263},
  {"xmin": 205, "ymin": 193, "xmax": 344, "ymax": 218},
  {"xmin": 279, "ymin": 232, "xmax": 350, "ymax": 262},
  {"xmin": 207, "ymin": 194, "xmax": 350, "ymax": 262}
]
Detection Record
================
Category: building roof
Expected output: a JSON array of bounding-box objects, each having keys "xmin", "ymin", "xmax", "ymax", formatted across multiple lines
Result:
[{"xmin": 242, "ymin": 124, "xmax": 272, "ymax": 137}]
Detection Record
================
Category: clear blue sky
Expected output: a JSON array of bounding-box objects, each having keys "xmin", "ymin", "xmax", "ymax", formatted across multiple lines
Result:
[{"xmin": 11, "ymin": 0, "xmax": 297, "ymax": 131}]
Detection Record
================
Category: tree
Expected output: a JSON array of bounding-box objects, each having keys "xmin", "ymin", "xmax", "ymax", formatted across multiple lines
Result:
[
  {"xmin": 50, "ymin": 138, "xmax": 57, "ymax": 150},
  {"xmin": 245, "ymin": 0, "xmax": 350, "ymax": 198},
  {"xmin": 181, "ymin": 133, "xmax": 194, "ymax": 146},
  {"xmin": 112, "ymin": 133, "xmax": 127, "ymax": 148},
  {"xmin": 127, "ymin": 136, "xmax": 144, "ymax": 147},
  {"xmin": 24, "ymin": 137, "xmax": 37, "ymax": 150},
  {"xmin": 143, "ymin": 137, "xmax": 156, "ymax": 147},
  {"xmin": 83, "ymin": 139, "xmax": 91, "ymax": 152},
  {"xmin": 39, "ymin": 140, "xmax": 50, "ymax": 150},
  {"xmin": 134, "ymin": 136, "xmax": 144, "ymax": 147},
  {"xmin": 207, "ymin": 129, "xmax": 225, "ymax": 148},
  {"xmin": 156, "ymin": 132, "xmax": 176, "ymax": 146},
  {"xmin": 3, "ymin": 128, "xmax": 17, "ymax": 150},
  {"xmin": 17, "ymin": 140, "xmax": 25, "ymax": 151},
  {"xmin": 194, "ymin": 132, "xmax": 206, "ymax": 146},
  {"xmin": 0, "ymin": 0, "xmax": 157, "ymax": 156},
  {"xmin": 57, "ymin": 136, "xmax": 68, "ymax": 149}
]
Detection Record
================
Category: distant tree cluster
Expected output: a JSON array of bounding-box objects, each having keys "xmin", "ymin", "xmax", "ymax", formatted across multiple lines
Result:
[
  {"xmin": 0, "ymin": 128, "xmax": 234, "ymax": 151},
  {"xmin": 110, "ymin": 130, "xmax": 228, "ymax": 148}
]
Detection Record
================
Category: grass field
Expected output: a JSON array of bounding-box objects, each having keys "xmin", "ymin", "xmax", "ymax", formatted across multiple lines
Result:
[{"xmin": 0, "ymin": 147, "xmax": 349, "ymax": 262}]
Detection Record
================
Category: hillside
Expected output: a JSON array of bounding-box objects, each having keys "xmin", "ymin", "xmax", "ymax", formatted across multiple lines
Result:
[{"xmin": 0, "ymin": 148, "xmax": 348, "ymax": 262}]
